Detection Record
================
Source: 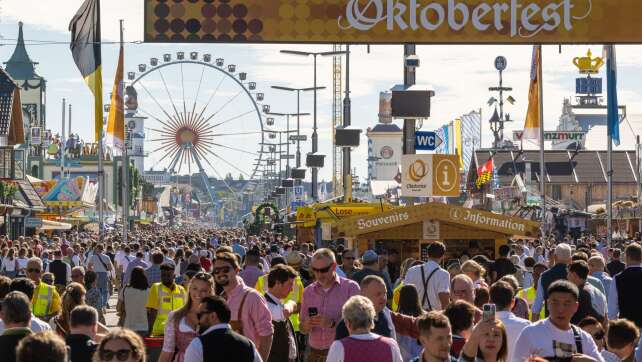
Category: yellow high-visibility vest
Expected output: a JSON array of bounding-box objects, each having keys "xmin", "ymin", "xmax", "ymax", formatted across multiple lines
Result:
[
  {"xmin": 32, "ymin": 282, "xmax": 55, "ymax": 320},
  {"xmin": 255, "ymin": 274, "xmax": 303, "ymax": 332},
  {"xmin": 152, "ymin": 284, "xmax": 186, "ymax": 336},
  {"xmin": 392, "ymin": 282, "xmax": 405, "ymax": 312},
  {"xmin": 518, "ymin": 287, "xmax": 544, "ymax": 319}
]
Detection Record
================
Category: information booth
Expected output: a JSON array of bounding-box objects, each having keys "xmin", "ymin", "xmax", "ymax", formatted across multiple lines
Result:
[{"xmin": 333, "ymin": 203, "xmax": 540, "ymax": 261}]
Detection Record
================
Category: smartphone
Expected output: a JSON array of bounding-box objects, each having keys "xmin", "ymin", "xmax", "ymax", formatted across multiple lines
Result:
[
  {"xmin": 483, "ymin": 304, "xmax": 496, "ymax": 322},
  {"xmin": 308, "ymin": 307, "xmax": 318, "ymax": 317}
]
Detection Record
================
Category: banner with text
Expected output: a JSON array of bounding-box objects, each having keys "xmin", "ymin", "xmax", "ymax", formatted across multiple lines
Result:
[{"xmin": 145, "ymin": 0, "xmax": 642, "ymax": 44}]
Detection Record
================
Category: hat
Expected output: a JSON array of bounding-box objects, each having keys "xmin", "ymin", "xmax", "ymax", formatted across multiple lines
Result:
[
  {"xmin": 362, "ymin": 250, "xmax": 378, "ymax": 265},
  {"xmin": 287, "ymin": 252, "xmax": 303, "ymax": 266},
  {"xmin": 270, "ymin": 256, "xmax": 286, "ymax": 267}
]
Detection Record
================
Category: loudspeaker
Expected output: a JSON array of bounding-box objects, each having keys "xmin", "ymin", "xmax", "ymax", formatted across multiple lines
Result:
[
  {"xmin": 391, "ymin": 86, "xmax": 434, "ymax": 119},
  {"xmin": 282, "ymin": 179, "xmax": 294, "ymax": 188},
  {"xmin": 306, "ymin": 153, "xmax": 325, "ymax": 168},
  {"xmin": 275, "ymin": 187, "xmax": 285, "ymax": 195},
  {"xmin": 335, "ymin": 128, "xmax": 361, "ymax": 147},
  {"xmin": 291, "ymin": 168, "xmax": 306, "ymax": 179}
]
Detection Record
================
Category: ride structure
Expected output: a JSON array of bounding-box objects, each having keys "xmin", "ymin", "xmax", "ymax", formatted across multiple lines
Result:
[{"xmin": 126, "ymin": 52, "xmax": 268, "ymax": 214}]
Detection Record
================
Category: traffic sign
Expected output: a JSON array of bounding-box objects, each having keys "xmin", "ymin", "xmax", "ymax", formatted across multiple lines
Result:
[
  {"xmin": 415, "ymin": 131, "xmax": 443, "ymax": 151},
  {"xmin": 289, "ymin": 135, "xmax": 307, "ymax": 142},
  {"xmin": 293, "ymin": 186, "xmax": 304, "ymax": 197}
]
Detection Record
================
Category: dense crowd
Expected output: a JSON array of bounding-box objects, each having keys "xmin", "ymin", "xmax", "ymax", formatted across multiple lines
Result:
[{"xmin": 0, "ymin": 229, "xmax": 641, "ymax": 362}]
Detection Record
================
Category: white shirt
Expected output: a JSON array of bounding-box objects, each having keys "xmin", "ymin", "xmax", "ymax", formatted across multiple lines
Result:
[
  {"xmin": 404, "ymin": 260, "xmax": 450, "ymax": 311},
  {"xmin": 0, "ymin": 314, "xmax": 52, "ymax": 333},
  {"xmin": 326, "ymin": 332, "xmax": 403, "ymax": 362},
  {"xmin": 496, "ymin": 310, "xmax": 530, "ymax": 362},
  {"xmin": 184, "ymin": 324, "xmax": 263, "ymax": 362},
  {"xmin": 513, "ymin": 319, "xmax": 605, "ymax": 362},
  {"xmin": 264, "ymin": 291, "xmax": 297, "ymax": 360}
]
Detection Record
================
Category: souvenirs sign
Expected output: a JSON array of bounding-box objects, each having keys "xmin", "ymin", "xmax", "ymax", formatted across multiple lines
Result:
[
  {"xmin": 145, "ymin": 0, "xmax": 642, "ymax": 44},
  {"xmin": 401, "ymin": 154, "xmax": 460, "ymax": 197}
]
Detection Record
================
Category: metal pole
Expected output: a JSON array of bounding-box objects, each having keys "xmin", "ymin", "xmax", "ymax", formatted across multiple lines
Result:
[
  {"xmin": 120, "ymin": 20, "xmax": 128, "ymax": 243},
  {"xmin": 61, "ymin": 98, "xmax": 66, "ymax": 179},
  {"xmin": 637, "ymin": 135, "xmax": 641, "ymax": 234},
  {"xmin": 68, "ymin": 103, "xmax": 72, "ymax": 135},
  {"xmin": 98, "ymin": 122, "xmax": 105, "ymax": 240},
  {"xmin": 538, "ymin": 45, "xmax": 546, "ymax": 237},
  {"xmin": 402, "ymin": 44, "xmax": 416, "ymax": 206},
  {"xmin": 342, "ymin": 45, "xmax": 352, "ymax": 202},
  {"xmin": 608, "ymin": 127, "xmax": 613, "ymax": 245},
  {"xmin": 312, "ymin": 55, "xmax": 319, "ymax": 201},
  {"xmin": 296, "ymin": 91, "xmax": 301, "ymax": 168}
]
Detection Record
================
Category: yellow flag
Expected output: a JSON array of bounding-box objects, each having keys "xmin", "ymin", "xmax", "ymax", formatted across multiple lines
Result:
[
  {"xmin": 106, "ymin": 45, "xmax": 124, "ymax": 150},
  {"xmin": 523, "ymin": 45, "xmax": 541, "ymax": 140}
]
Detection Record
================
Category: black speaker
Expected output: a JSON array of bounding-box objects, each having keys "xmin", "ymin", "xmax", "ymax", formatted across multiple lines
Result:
[
  {"xmin": 291, "ymin": 168, "xmax": 306, "ymax": 180},
  {"xmin": 306, "ymin": 153, "xmax": 325, "ymax": 168},
  {"xmin": 282, "ymin": 179, "xmax": 294, "ymax": 188},
  {"xmin": 391, "ymin": 86, "xmax": 434, "ymax": 118},
  {"xmin": 275, "ymin": 187, "xmax": 285, "ymax": 195},
  {"xmin": 335, "ymin": 128, "xmax": 362, "ymax": 147}
]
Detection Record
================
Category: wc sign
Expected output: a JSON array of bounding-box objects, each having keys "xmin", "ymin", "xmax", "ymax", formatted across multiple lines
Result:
[{"xmin": 415, "ymin": 131, "xmax": 443, "ymax": 151}]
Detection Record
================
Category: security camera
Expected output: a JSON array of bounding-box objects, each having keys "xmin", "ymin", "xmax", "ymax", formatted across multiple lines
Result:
[{"xmin": 405, "ymin": 55, "xmax": 420, "ymax": 70}]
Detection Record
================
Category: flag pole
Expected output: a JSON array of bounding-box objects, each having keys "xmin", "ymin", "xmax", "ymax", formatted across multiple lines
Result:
[
  {"xmin": 606, "ymin": 45, "xmax": 613, "ymax": 247},
  {"xmin": 61, "ymin": 98, "xmax": 66, "ymax": 179},
  {"xmin": 120, "ymin": 19, "xmax": 128, "ymax": 243},
  {"xmin": 98, "ymin": 123, "xmax": 104, "ymax": 240},
  {"xmin": 538, "ymin": 45, "xmax": 546, "ymax": 238}
]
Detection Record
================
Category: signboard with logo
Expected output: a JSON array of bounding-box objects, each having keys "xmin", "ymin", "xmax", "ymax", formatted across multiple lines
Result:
[
  {"xmin": 422, "ymin": 220, "xmax": 440, "ymax": 240},
  {"xmin": 401, "ymin": 154, "xmax": 460, "ymax": 197},
  {"xmin": 144, "ymin": 0, "xmax": 642, "ymax": 44}
]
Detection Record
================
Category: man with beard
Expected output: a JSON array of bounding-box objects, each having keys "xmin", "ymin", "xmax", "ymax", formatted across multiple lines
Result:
[
  {"xmin": 214, "ymin": 252, "xmax": 273, "ymax": 362},
  {"xmin": 184, "ymin": 295, "xmax": 262, "ymax": 362},
  {"xmin": 146, "ymin": 263, "xmax": 187, "ymax": 336}
]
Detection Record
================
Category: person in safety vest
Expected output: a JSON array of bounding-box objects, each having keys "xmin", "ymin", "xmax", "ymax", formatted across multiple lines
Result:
[
  {"xmin": 517, "ymin": 262, "xmax": 547, "ymax": 320},
  {"xmin": 255, "ymin": 255, "xmax": 303, "ymax": 333},
  {"xmin": 146, "ymin": 263, "xmax": 186, "ymax": 336},
  {"xmin": 27, "ymin": 257, "xmax": 61, "ymax": 321}
]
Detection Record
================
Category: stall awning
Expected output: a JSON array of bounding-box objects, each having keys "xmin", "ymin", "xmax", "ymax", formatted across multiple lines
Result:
[{"xmin": 40, "ymin": 219, "xmax": 72, "ymax": 231}]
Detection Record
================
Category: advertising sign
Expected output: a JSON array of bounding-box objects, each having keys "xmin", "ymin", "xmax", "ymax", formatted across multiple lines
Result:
[
  {"xmin": 401, "ymin": 154, "xmax": 460, "ymax": 197},
  {"xmin": 415, "ymin": 131, "xmax": 442, "ymax": 151},
  {"xmin": 145, "ymin": 0, "xmax": 642, "ymax": 44},
  {"xmin": 422, "ymin": 220, "xmax": 440, "ymax": 240},
  {"xmin": 513, "ymin": 131, "xmax": 586, "ymax": 142},
  {"xmin": 30, "ymin": 127, "xmax": 42, "ymax": 145}
]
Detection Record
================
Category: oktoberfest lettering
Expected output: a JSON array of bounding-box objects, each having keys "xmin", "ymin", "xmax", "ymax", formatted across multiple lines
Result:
[
  {"xmin": 339, "ymin": 0, "xmax": 592, "ymax": 38},
  {"xmin": 357, "ymin": 212, "xmax": 410, "ymax": 230},
  {"xmin": 461, "ymin": 209, "xmax": 526, "ymax": 233}
]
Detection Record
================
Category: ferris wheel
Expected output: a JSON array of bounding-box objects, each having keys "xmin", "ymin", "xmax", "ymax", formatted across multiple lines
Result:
[{"xmin": 125, "ymin": 51, "xmax": 268, "ymax": 203}]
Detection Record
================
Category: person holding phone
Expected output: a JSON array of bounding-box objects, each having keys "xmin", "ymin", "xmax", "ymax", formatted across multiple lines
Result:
[
  {"xmin": 300, "ymin": 248, "xmax": 359, "ymax": 362},
  {"xmin": 458, "ymin": 317, "xmax": 508, "ymax": 362}
]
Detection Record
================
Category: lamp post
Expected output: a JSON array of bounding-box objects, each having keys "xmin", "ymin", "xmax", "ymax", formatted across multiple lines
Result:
[
  {"xmin": 267, "ymin": 112, "xmax": 310, "ymax": 177},
  {"xmin": 278, "ymin": 49, "xmax": 347, "ymax": 201}
]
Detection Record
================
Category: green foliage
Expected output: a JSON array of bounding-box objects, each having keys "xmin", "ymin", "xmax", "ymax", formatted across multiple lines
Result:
[{"xmin": 0, "ymin": 182, "xmax": 18, "ymax": 204}]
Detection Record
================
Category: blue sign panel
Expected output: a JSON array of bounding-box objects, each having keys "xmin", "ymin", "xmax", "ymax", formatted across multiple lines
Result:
[
  {"xmin": 576, "ymin": 77, "xmax": 602, "ymax": 95},
  {"xmin": 415, "ymin": 131, "xmax": 442, "ymax": 151}
]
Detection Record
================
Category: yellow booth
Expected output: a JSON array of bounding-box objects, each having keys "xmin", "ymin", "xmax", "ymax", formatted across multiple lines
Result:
[{"xmin": 332, "ymin": 203, "xmax": 540, "ymax": 261}]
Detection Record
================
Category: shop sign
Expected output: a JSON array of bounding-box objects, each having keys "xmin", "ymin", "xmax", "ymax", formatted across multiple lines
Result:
[
  {"xmin": 448, "ymin": 207, "xmax": 526, "ymax": 234},
  {"xmin": 357, "ymin": 211, "xmax": 410, "ymax": 231},
  {"xmin": 422, "ymin": 220, "xmax": 440, "ymax": 240},
  {"xmin": 401, "ymin": 154, "xmax": 460, "ymax": 197},
  {"xmin": 145, "ymin": 0, "xmax": 642, "ymax": 44},
  {"xmin": 331, "ymin": 206, "xmax": 378, "ymax": 217},
  {"xmin": 513, "ymin": 131, "xmax": 586, "ymax": 142}
]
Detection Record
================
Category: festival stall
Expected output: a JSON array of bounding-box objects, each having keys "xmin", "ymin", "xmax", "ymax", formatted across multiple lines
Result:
[{"xmin": 31, "ymin": 175, "xmax": 99, "ymax": 230}]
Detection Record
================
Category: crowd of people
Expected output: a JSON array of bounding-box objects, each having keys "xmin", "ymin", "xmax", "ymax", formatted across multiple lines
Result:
[{"xmin": 0, "ymin": 229, "xmax": 641, "ymax": 362}]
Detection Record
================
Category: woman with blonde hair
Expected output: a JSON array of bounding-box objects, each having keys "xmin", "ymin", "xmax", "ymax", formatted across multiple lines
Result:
[
  {"xmin": 461, "ymin": 260, "xmax": 488, "ymax": 289},
  {"xmin": 94, "ymin": 328, "xmax": 147, "ymax": 362},
  {"xmin": 50, "ymin": 282, "xmax": 86, "ymax": 336},
  {"xmin": 159, "ymin": 272, "xmax": 215, "ymax": 362}
]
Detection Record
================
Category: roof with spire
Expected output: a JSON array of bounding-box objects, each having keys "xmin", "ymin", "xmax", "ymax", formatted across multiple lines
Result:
[{"xmin": 4, "ymin": 22, "xmax": 41, "ymax": 81}]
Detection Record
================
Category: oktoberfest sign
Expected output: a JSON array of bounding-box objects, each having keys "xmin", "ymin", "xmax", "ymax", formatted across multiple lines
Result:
[{"xmin": 145, "ymin": 0, "xmax": 642, "ymax": 44}]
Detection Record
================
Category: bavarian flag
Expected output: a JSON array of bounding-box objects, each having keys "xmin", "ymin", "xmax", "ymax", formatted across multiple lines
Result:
[
  {"xmin": 106, "ymin": 43, "xmax": 124, "ymax": 150},
  {"xmin": 476, "ymin": 158, "xmax": 493, "ymax": 188},
  {"xmin": 69, "ymin": 0, "xmax": 103, "ymax": 141}
]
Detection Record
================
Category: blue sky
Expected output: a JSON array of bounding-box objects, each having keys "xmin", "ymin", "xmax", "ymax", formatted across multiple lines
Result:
[{"xmin": 2, "ymin": 0, "xmax": 642, "ymax": 183}]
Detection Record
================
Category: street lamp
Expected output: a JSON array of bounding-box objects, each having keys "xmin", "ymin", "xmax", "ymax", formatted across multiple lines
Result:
[{"xmin": 279, "ymin": 49, "xmax": 347, "ymax": 201}]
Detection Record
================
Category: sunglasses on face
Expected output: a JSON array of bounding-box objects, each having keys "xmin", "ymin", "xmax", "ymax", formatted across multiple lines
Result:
[
  {"xmin": 27, "ymin": 268, "xmax": 41, "ymax": 273},
  {"xmin": 311, "ymin": 264, "xmax": 333, "ymax": 274},
  {"xmin": 100, "ymin": 349, "xmax": 132, "ymax": 361},
  {"xmin": 213, "ymin": 266, "xmax": 231, "ymax": 275}
]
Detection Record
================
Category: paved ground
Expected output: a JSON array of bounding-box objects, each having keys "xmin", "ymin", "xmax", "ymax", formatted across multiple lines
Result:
[{"xmin": 104, "ymin": 294, "xmax": 120, "ymax": 328}]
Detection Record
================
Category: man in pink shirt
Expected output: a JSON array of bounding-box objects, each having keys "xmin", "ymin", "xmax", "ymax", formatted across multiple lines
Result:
[
  {"xmin": 213, "ymin": 251, "xmax": 274, "ymax": 361},
  {"xmin": 300, "ymin": 248, "xmax": 360, "ymax": 362}
]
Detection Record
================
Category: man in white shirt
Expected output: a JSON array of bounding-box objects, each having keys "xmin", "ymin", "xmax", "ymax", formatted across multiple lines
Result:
[
  {"xmin": 184, "ymin": 295, "xmax": 263, "ymax": 362},
  {"xmin": 404, "ymin": 242, "xmax": 450, "ymax": 311},
  {"xmin": 265, "ymin": 265, "xmax": 298, "ymax": 362},
  {"xmin": 513, "ymin": 280, "xmax": 605, "ymax": 362},
  {"xmin": 489, "ymin": 280, "xmax": 530, "ymax": 362}
]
